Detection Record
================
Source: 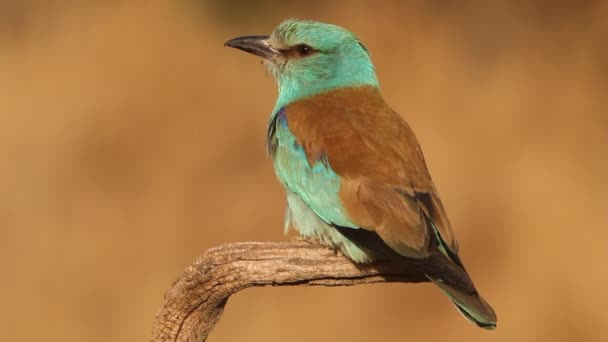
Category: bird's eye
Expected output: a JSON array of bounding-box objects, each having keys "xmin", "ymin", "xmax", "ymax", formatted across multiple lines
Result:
[{"xmin": 294, "ymin": 44, "xmax": 315, "ymax": 57}]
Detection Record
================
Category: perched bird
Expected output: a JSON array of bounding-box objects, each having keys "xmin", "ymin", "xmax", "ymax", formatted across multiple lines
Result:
[{"xmin": 225, "ymin": 19, "xmax": 497, "ymax": 329}]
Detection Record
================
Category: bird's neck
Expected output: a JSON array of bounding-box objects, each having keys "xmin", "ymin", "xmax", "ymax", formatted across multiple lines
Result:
[
  {"xmin": 271, "ymin": 75, "xmax": 379, "ymax": 114},
  {"xmin": 269, "ymin": 85, "xmax": 386, "ymax": 127}
]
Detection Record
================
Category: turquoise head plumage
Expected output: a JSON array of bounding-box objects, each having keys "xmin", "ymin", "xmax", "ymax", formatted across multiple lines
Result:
[{"xmin": 225, "ymin": 19, "xmax": 379, "ymax": 110}]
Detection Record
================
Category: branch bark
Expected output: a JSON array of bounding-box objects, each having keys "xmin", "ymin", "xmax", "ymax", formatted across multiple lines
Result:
[{"xmin": 151, "ymin": 239, "xmax": 429, "ymax": 342}]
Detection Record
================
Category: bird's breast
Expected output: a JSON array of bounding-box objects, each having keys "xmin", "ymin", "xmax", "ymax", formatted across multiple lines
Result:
[{"xmin": 268, "ymin": 108, "xmax": 358, "ymax": 229}]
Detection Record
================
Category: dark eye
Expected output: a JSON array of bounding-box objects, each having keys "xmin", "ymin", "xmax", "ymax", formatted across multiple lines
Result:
[{"xmin": 294, "ymin": 44, "xmax": 315, "ymax": 57}]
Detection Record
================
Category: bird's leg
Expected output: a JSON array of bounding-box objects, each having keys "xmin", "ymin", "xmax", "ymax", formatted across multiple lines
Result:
[
  {"xmin": 290, "ymin": 235, "xmax": 345, "ymax": 258},
  {"xmin": 332, "ymin": 245, "xmax": 346, "ymax": 258},
  {"xmin": 290, "ymin": 235, "xmax": 315, "ymax": 244}
]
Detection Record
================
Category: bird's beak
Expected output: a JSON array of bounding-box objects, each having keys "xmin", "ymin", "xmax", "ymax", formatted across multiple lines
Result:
[{"xmin": 224, "ymin": 35, "xmax": 279, "ymax": 60}]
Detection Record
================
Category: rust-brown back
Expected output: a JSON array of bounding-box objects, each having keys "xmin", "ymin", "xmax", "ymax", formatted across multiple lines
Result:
[{"xmin": 284, "ymin": 86, "xmax": 458, "ymax": 258}]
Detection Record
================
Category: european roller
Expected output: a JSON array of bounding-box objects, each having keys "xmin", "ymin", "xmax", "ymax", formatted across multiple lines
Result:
[{"xmin": 226, "ymin": 19, "xmax": 497, "ymax": 329}]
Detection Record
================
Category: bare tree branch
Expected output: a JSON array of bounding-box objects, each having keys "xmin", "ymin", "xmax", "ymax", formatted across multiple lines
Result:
[{"xmin": 151, "ymin": 239, "xmax": 428, "ymax": 342}]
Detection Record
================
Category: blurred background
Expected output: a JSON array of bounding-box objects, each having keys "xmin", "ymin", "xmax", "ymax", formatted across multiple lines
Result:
[{"xmin": 1, "ymin": 0, "xmax": 606, "ymax": 341}]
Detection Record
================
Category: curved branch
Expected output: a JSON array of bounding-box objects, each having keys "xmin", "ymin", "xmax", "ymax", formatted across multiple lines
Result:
[{"xmin": 151, "ymin": 239, "xmax": 428, "ymax": 342}]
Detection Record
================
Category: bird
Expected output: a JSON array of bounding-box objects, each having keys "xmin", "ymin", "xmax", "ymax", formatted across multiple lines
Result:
[{"xmin": 225, "ymin": 18, "xmax": 497, "ymax": 329}]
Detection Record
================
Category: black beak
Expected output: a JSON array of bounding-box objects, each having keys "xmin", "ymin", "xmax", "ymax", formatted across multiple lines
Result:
[{"xmin": 224, "ymin": 35, "xmax": 278, "ymax": 60}]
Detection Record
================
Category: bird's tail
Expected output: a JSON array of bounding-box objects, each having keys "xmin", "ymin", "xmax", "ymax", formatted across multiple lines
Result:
[{"xmin": 428, "ymin": 276, "xmax": 497, "ymax": 329}]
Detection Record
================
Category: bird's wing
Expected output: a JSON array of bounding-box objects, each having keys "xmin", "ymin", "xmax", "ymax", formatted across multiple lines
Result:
[{"xmin": 271, "ymin": 86, "xmax": 458, "ymax": 258}]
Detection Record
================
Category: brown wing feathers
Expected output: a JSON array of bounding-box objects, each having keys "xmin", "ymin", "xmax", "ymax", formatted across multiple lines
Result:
[{"xmin": 285, "ymin": 86, "xmax": 458, "ymax": 258}]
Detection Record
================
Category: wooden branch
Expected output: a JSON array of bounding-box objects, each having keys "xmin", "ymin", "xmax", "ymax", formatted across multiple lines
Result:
[{"xmin": 151, "ymin": 239, "xmax": 429, "ymax": 342}]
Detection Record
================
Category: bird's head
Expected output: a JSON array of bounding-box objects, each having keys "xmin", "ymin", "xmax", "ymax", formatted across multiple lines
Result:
[{"xmin": 225, "ymin": 19, "xmax": 379, "ymax": 108}]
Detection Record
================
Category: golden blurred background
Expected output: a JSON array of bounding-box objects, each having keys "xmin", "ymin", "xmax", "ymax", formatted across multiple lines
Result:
[{"xmin": 1, "ymin": 1, "xmax": 607, "ymax": 341}]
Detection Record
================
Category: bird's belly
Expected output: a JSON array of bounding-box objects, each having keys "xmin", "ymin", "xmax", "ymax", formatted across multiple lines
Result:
[{"xmin": 284, "ymin": 191, "xmax": 371, "ymax": 263}]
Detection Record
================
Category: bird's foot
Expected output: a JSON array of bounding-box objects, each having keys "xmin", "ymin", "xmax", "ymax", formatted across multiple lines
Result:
[{"xmin": 291, "ymin": 235, "xmax": 316, "ymax": 245}]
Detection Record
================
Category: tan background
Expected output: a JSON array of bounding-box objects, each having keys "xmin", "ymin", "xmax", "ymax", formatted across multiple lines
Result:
[{"xmin": 1, "ymin": 1, "xmax": 607, "ymax": 341}]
